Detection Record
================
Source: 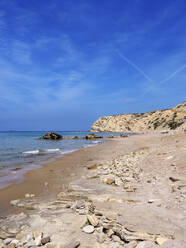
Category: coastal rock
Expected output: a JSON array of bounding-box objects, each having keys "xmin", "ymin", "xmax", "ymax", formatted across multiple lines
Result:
[
  {"xmin": 85, "ymin": 133, "xmax": 103, "ymax": 139},
  {"xmin": 40, "ymin": 132, "xmax": 62, "ymax": 140}
]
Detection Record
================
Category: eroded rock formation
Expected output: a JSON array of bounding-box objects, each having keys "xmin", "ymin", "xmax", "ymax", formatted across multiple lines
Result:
[{"xmin": 91, "ymin": 102, "xmax": 186, "ymax": 132}]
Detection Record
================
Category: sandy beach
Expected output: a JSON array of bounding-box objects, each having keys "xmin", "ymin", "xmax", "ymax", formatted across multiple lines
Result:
[{"xmin": 0, "ymin": 131, "xmax": 186, "ymax": 248}]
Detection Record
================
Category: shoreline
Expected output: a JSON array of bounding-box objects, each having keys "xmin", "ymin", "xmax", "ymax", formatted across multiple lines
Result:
[
  {"xmin": 0, "ymin": 131, "xmax": 185, "ymax": 247},
  {"xmin": 0, "ymin": 139, "xmax": 111, "ymax": 216}
]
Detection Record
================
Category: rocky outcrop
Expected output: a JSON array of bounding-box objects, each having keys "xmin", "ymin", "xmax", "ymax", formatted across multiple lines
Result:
[
  {"xmin": 91, "ymin": 102, "xmax": 186, "ymax": 132},
  {"xmin": 85, "ymin": 134, "xmax": 103, "ymax": 139},
  {"xmin": 40, "ymin": 133, "xmax": 103, "ymax": 140},
  {"xmin": 40, "ymin": 132, "xmax": 63, "ymax": 140}
]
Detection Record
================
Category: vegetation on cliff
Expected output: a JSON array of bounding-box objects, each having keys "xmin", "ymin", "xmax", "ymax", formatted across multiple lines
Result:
[{"xmin": 91, "ymin": 102, "xmax": 186, "ymax": 132}]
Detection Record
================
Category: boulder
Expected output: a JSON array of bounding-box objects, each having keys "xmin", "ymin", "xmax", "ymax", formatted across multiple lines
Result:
[
  {"xmin": 40, "ymin": 132, "xmax": 62, "ymax": 140},
  {"xmin": 85, "ymin": 133, "xmax": 103, "ymax": 139}
]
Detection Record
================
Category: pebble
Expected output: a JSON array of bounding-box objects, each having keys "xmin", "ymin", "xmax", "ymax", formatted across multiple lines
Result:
[
  {"xmin": 10, "ymin": 239, "xmax": 19, "ymax": 245},
  {"xmin": 82, "ymin": 225, "xmax": 95, "ymax": 234},
  {"xmin": 10, "ymin": 199, "xmax": 20, "ymax": 206},
  {"xmin": 41, "ymin": 236, "xmax": 51, "ymax": 245},
  {"xmin": 112, "ymin": 235, "xmax": 121, "ymax": 242}
]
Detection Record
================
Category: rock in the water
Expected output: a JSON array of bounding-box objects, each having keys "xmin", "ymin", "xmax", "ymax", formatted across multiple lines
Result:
[
  {"xmin": 82, "ymin": 225, "xmax": 95, "ymax": 234},
  {"xmin": 64, "ymin": 241, "xmax": 80, "ymax": 248},
  {"xmin": 40, "ymin": 132, "xmax": 62, "ymax": 140},
  {"xmin": 85, "ymin": 133, "xmax": 103, "ymax": 139}
]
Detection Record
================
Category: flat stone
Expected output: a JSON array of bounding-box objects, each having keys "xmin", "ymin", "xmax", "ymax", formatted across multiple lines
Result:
[
  {"xmin": 125, "ymin": 241, "xmax": 138, "ymax": 248},
  {"xmin": 136, "ymin": 241, "xmax": 158, "ymax": 248},
  {"xmin": 64, "ymin": 241, "xmax": 80, "ymax": 248},
  {"xmin": 82, "ymin": 225, "xmax": 95, "ymax": 234},
  {"xmin": 156, "ymin": 237, "xmax": 168, "ymax": 245}
]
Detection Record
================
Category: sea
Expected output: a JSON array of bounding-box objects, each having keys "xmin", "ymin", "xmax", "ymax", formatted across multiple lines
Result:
[{"xmin": 0, "ymin": 131, "xmax": 120, "ymax": 189}]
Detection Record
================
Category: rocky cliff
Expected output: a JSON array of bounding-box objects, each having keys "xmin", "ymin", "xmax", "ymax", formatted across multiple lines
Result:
[{"xmin": 91, "ymin": 102, "xmax": 186, "ymax": 132}]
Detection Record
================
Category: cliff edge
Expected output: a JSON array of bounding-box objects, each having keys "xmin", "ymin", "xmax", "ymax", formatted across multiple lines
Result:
[{"xmin": 91, "ymin": 102, "xmax": 186, "ymax": 132}]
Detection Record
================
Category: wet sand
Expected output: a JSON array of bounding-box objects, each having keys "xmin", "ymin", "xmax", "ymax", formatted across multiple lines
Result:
[{"xmin": 0, "ymin": 140, "xmax": 115, "ymax": 216}]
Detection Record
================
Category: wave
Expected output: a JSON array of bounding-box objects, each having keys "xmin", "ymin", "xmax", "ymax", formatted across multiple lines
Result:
[
  {"xmin": 23, "ymin": 150, "xmax": 40, "ymax": 155},
  {"xmin": 23, "ymin": 148, "xmax": 61, "ymax": 155}
]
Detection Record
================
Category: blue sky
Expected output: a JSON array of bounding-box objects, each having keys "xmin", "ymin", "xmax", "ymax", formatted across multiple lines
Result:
[{"xmin": 0, "ymin": 0, "xmax": 186, "ymax": 130}]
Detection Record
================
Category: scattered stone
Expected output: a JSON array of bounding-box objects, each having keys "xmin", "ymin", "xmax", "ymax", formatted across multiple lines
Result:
[
  {"xmin": 155, "ymin": 236, "xmax": 168, "ymax": 245},
  {"xmin": 107, "ymin": 229, "xmax": 114, "ymax": 237},
  {"xmin": 25, "ymin": 193, "xmax": 35, "ymax": 198},
  {"xmin": 82, "ymin": 225, "xmax": 95, "ymax": 234},
  {"xmin": 106, "ymin": 178, "xmax": 115, "ymax": 185},
  {"xmin": 10, "ymin": 239, "xmax": 19, "ymax": 245},
  {"xmin": 87, "ymin": 164, "xmax": 98, "ymax": 170},
  {"xmin": 64, "ymin": 241, "xmax": 80, "ymax": 248},
  {"xmin": 3, "ymin": 238, "xmax": 13, "ymax": 245},
  {"xmin": 10, "ymin": 199, "xmax": 20, "ymax": 206},
  {"xmin": 41, "ymin": 236, "xmax": 51, "ymax": 245},
  {"xmin": 112, "ymin": 235, "xmax": 121, "ymax": 242},
  {"xmin": 169, "ymin": 177, "xmax": 180, "ymax": 182},
  {"xmin": 87, "ymin": 214, "xmax": 99, "ymax": 227},
  {"xmin": 148, "ymin": 199, "xmax": 155, "ymax": 203}
]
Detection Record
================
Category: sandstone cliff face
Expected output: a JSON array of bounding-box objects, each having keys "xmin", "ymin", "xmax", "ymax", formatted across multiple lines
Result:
[{"xmin": 91, "ymin": 102, "xmax": 186, "ymax": 132}]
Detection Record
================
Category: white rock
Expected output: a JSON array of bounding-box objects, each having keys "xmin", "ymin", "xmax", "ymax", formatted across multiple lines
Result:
[
  {"xmin": 82, "ymin": 225, "xmax": 95, "ymax": 234},
  {"xmin": 10, "ymin": 199, "xmax": 20, "ymax": 206},
  {"xmin": 10, "ymin": 239, "xmax": 19, "ymax": 245},
  {"xmin": 3, "ymin": 238, "xmax": 13, "ymax": 245}
]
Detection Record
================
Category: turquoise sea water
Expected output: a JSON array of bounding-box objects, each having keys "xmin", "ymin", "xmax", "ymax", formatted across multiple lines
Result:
[{"xmin": 0, "ymin": 131, "xmax": 120, "ymax": 189}]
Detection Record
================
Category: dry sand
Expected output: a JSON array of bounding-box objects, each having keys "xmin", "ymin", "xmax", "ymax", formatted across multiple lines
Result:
[{"xmin": 0, "ymin": 131, "xmax": 186, "ymax": 247}]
